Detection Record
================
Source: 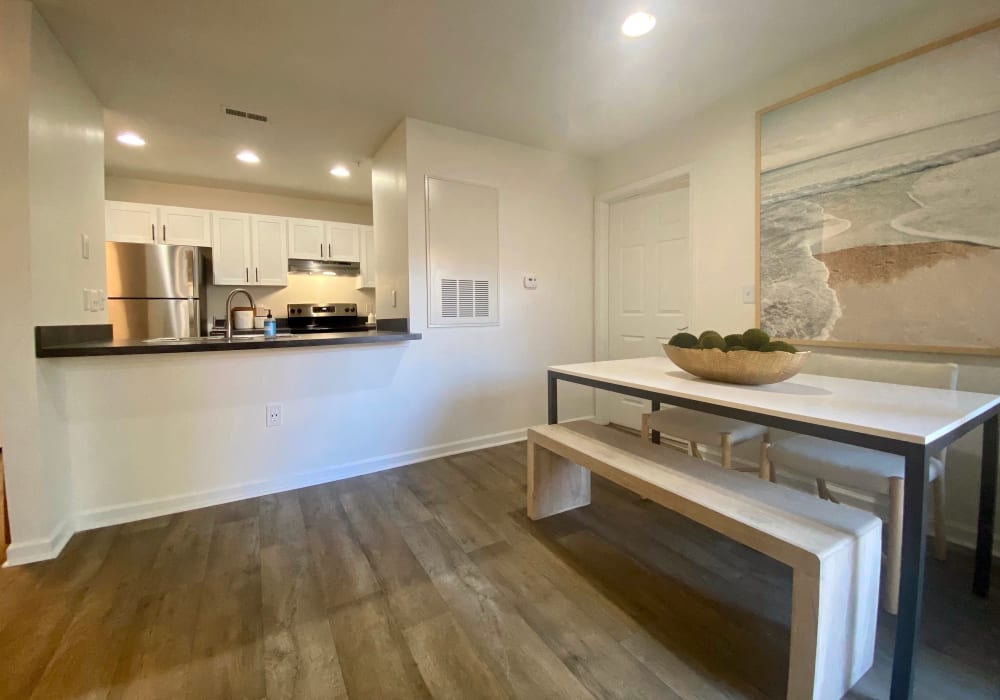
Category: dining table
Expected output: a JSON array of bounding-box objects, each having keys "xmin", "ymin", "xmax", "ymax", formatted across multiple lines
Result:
[{"xmin": 546, "ymin": 356, "xmax": 1000, "ymax": 700}]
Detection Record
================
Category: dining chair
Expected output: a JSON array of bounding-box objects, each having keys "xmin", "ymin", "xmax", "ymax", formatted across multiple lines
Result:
[
  {"xmin": 640, "ymin": 407, "xmax": 770, "ymax": 473},
  {"xmin": 767, "ymin": 354, "xmax": 958, "ymax": 614}
]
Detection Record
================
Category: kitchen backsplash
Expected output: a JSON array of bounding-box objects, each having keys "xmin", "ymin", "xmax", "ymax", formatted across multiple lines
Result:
[{"xmin": 206, "ymin": 274, "xmax": 374, "ymax": 323}]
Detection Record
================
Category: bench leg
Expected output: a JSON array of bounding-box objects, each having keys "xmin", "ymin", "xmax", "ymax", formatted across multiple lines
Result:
[
  {"xmin": 527, "ymin": 439, "xmax": 591, "ymax": 520},
  {"xmin": 788, "ymin": 526, "xmax": 880, "ymax": 700}
]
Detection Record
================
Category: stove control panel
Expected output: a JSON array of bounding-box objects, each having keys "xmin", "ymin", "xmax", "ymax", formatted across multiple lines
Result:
[{"xmin": 287, "ymin": 303, "xmax": 358, "ymax": 318}]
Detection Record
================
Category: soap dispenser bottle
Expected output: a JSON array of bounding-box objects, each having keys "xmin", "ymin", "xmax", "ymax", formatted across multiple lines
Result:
[{"xmin": 264, "ymin": 311, "xmax": 277, "ymax": 337}]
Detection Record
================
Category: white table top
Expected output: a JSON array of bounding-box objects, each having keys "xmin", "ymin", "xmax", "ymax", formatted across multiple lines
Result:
[{"xmin": 550, "ymin": 357, "xmax": 1000, "ymax": 445}]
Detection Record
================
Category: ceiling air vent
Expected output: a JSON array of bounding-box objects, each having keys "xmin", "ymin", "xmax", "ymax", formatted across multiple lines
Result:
[
  {"xmin": 441, "ymin": 279, "xmax": 490, "ymax": 320},
  {"xmin": 223, "ymin": 106, "xmax": 269, "ymax": 123}
]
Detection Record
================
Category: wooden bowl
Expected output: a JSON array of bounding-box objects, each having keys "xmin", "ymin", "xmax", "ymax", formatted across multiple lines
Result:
[{"xmin": 663, "ymin": 345, "xmax": 811, "ymax": 385}]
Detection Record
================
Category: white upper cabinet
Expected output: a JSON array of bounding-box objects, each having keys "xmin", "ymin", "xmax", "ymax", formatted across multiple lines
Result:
[
  {"xmin": 288, "ymin": 219, "xmax": 361, "ymax": 262},
  {"xmin": 211, "ymin": 212, "xmax": 252, "ymax": 285},
  {"xmin": 159, "ymin": 205, "xmax": 212, "ymax": 247},
  {"xmin": 288, "ymin": 218, "xmax": 327, "ymax": 260},
  {"xmin": 106, "ymin": 201, "xmax": 211, "ymax": 246},
  {"xmin": 356, "ymin": 225, "xmax": 375, "ymax": 289},
  {"xmin": 250, "ymin": 215, "xmax": 288, "ymax": 286},
  {"xmin": 326, "ymin": 222, "xmax": 360, "ymax": 262},
  {"xmin": 105, "ymin": 201, "xmax": 158, "ymax": 244}
]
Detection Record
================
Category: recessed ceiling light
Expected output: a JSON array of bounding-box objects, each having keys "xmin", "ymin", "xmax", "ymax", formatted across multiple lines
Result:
[
  {"xmin": 116, "ymin": 131, "xmax": 145, "ymax": 147},
  {"xmin": 236, "ymin": 150, "xmax": 260, "ymax": 164},
  {"xmin": 329, "ymin": 165, "xmax": 350, "ymax": 178},
  {"xmin": 622, "ymin": 11, "xmax": 656, "ymax": 37}
]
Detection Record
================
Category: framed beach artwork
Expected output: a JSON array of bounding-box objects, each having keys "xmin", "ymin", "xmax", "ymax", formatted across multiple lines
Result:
[{"xmin": 756, "ymin": 20, "xmax": 1000, "ymax": 356}]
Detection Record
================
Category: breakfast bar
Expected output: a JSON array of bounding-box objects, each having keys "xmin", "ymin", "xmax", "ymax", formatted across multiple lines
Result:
[{"xmin": 546, "ymin": 356, "xmax": 1000, "ymax": 700}]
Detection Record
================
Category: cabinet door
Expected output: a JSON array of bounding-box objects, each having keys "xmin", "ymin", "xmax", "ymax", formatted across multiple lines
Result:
[
  {"xmin": 211, "ymin": 212, "xmax": 252, "ymax": 285},
  {"xmin": 106, "ymin": 201, "xmax": 158, "ymax": 244},
  {"xmin": 356, "ymin": 225, "xmax": 375, "ymax": 289},
  {"xmin": 287, "ymin": 218, "xmax": 326, "ymax": 260},
  {"xmin": 160, "ymin": 205, "xmax": 212, "ymax": 247},
  {"xmin": 251, "ymin": 215, "xmax": 288, "ymax": 286},
  {"xmin": 326, "ymin": 222, "xmax": 360, "ymax": 262}
]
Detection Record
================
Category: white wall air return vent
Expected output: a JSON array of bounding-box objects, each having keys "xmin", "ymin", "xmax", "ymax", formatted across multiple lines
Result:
[
  {"xmin": 426, "ymin": 176, "xmax": 499, "ymax": 327},
  {"xmin": 223, "ymin": 106, "xmax": 269, "ymax": 123},
  {"xmin": 440, "ymin": 279, "xmax": 491, "ymax": 319}
]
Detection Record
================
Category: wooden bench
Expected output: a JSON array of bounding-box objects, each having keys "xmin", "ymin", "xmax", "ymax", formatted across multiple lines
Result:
[{"xmin": 527, "ymin": 421, "xmax": 881, "ymax": 700}]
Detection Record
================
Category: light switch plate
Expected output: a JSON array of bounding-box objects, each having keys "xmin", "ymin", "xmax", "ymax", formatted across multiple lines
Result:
[
  {"xmin": 741, "ymin": 285, "xmax": 755, "ymax": 304},
  {"xmin": 81, "ymin": 233, "xmax": 90, "ymax": 259},
  {"xmin": 523, "ymin": 275, "xmax": 538, "ymax": 290}
]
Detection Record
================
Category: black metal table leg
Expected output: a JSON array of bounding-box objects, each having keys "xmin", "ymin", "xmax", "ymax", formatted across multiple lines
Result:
[
  {"xmin": 547, "ymin": 372, "xmax": 558, "ymax": 425},
  {"xmin": 890, "ymin": 447, "xmax": 930, "ymax": 700},
  {"xmin": 974, "ymin": 414, "xmax": 998, "ymax": 596},
  {"xmin": 651, "ymin": 399, "xmax": 661, "ymax": 444}
]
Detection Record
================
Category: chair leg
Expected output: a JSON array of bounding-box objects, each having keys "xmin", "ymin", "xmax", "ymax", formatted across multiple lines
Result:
[
  {"xmin": 689, "ymin": 442, "xmax": 703, "ymax": 459},
  {"xmin": 721, "ymin": 434, "xmax": 733, "ymax": 469},
  {"xmin": 758, "ymin": 432, "xmax": 771, "ymax": 481},
  {"xmin": 932, "ymin": 477, "xmax": 948, "ymax": 561},
  {"xmin": 884, "ymin": 478, "xmax": 903, "ymax": 615},
  {"xmin": 641, "ymin": 414, "xmax": 650, "ymax": 442}
]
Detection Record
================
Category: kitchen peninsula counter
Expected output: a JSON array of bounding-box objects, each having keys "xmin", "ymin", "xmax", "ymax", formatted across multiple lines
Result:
[{"xmin": 35, "ymin": 325, "xmax": 420, "ymax": 358}]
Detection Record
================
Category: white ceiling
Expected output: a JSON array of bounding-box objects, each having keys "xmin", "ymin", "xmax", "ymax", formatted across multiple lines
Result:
[{"xmin": 35, "ymin": 0, "xmax": 935, "ymax": 203}]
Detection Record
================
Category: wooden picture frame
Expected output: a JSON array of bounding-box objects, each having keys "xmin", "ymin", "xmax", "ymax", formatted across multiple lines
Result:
[{"xmin": 755, "ymin": 18, "xmax": 1000, "ymax": 357}]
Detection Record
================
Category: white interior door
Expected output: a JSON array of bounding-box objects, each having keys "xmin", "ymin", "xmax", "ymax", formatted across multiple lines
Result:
[{"xmin": 605, "ymin": 187, "xmax": 690, "ymax": 429}]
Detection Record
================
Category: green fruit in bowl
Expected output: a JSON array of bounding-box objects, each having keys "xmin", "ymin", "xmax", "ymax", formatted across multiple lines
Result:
[
  {"xmin": 699, "ymin": 333, "xmax": 727, "ymax": 351},
  {"xmin": 742, "ymin": 328, "xmax": 770, "ymax": 350},
  {"xmin": 668, "ymin": 332, "xmax": 699, "ymax": 348},
  {"xmin": 764, "ymin": 340, "xmax": 798, "ymax": 353},
  {"xmin": 724, "ymin": 334, "xmax": 744, "ymax": 348}
]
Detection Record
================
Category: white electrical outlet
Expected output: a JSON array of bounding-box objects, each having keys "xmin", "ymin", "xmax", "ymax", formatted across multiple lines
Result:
[
  {"xmin": 266, "ymin": 403, "xmax": 282, "ymax": 427},
  {"xmin": 523, "ymin": 275, "xmax": 538, "ymax": 290},
  {"xmin": 741, "ymin": 285, "xmax": 755, "ymax": 304},
  {"xmin": 97, "ymin": 289, "xmax": 106, "ymax": 311},
  {"xmin": 83, "ymin": 289, "xmax": 91, "ymax": 311}
]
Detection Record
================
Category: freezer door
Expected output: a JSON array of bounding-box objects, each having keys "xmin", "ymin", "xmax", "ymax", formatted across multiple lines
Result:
[
  {"xmin": 106, "ymin": 242, "xmax": 200, "ymax": 298},
  {"xmin": 108, "ymin": 299, "xmax": 200, "ymax": 339}
]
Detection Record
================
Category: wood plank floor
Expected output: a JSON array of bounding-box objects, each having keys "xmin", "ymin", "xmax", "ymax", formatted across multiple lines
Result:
[{"xmin": 1, "ymin": 441, "xmax": 997, "ymax": 699}]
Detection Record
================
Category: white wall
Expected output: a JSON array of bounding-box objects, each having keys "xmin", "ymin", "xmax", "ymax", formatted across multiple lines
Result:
[
  {"xmin": 0, "ymin": 2, "xmax": 107, "ymax": 562},
  {"xmin": 18, "ymin": 120, "xmax": 595, "ymax": 559},
  {"xmin": 597, "ymin": 2, "xmax": 1000, "ymax": 551},
  {"xmin": 372, "ymin": 121, "xmax": 410, "ymax": 322}
]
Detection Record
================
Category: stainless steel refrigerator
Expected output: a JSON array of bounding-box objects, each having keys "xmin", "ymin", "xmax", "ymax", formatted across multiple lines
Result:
[{"xmin": 106, "ymin": 242, "xmax": 201, "ymax": 339}]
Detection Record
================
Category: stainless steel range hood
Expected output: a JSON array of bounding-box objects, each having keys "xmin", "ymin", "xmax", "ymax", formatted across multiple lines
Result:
[{"xmin": 288, "ymin": 258, "xmax": 360, "ymax": 276}]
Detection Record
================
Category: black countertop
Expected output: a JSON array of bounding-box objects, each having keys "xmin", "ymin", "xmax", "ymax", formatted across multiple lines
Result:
[{"xmin": 36, "ymin": 329, "xmax": 421, "ymax": 357}]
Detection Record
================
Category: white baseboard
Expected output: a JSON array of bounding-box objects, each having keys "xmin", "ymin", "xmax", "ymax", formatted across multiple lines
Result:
[
  {"xmin": 5, "ymin": 417, "xmax": 596, "ymax": 566},
  {"xmin": 71, "ymin": 425, "xmax": 542, "ymax": 535},
  {"xmin": 3, "ymin": 517, "xmax": 73, "ymax": 567}
]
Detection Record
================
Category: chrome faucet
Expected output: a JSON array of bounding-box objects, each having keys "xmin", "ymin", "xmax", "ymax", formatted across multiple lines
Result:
[{"xmin": 225, "ymin": 288, "xmax": 256, "ymax": 339}]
